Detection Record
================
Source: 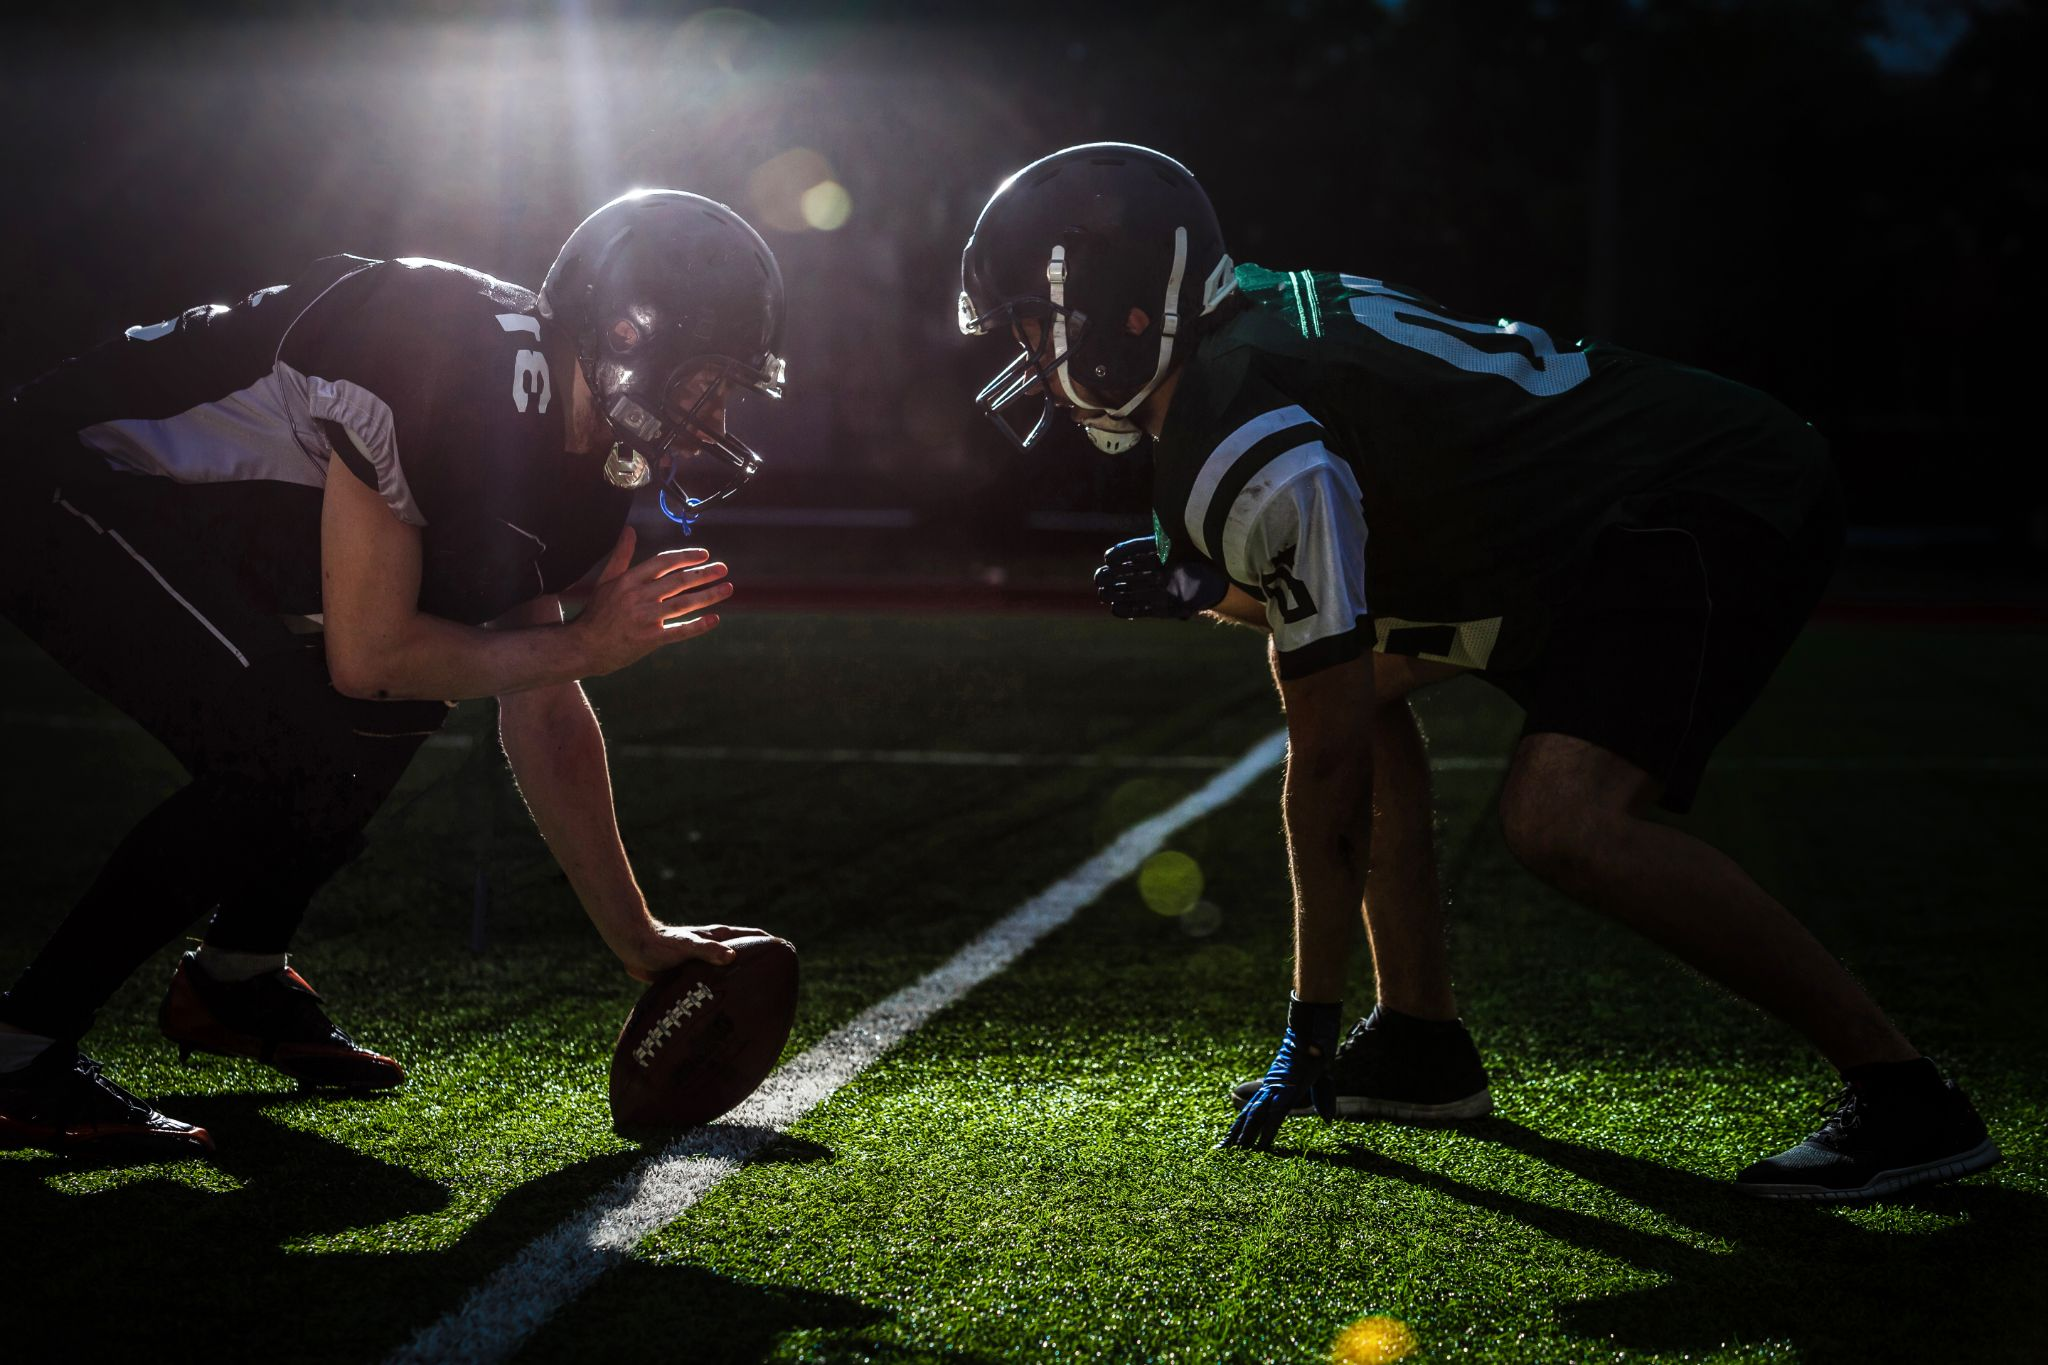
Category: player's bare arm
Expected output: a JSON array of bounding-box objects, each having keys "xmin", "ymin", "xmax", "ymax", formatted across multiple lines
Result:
[
  {"xmin": 319, "ymin": 454, "xmax": 731, "ymax": 701},
  {"xmin": 1206, "ymin": 585, "xmax": 1268, "ymax": 629},
  {"xmin": 490, "ymin": 594, "xmax": 761, "ymax": 979}
]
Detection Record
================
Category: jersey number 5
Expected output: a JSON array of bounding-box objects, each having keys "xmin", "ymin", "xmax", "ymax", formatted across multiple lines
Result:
[
  {"xmin": 1339, "ymin": 276, "xmax": 1590, "ymax": 397},
  {"xmin": 497, "ymin": 313, "xmax": 553, "ymax": 414}
]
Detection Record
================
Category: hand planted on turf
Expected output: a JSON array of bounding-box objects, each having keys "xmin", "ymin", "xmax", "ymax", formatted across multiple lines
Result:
[
  {"xmin": 575, "ymin": 527, "xmax": 733, "ymax": 675},
  {"xmin": 1093, "ymin": 537, "xmax": 1229, "ymax": 621},
  {"xmin": 1219, "ymin": 997, "xmax": 1341, "ymax": 1151},
  {"xmin": 622, "ymin": 923, "xmax": 772, "ymax": 983}
]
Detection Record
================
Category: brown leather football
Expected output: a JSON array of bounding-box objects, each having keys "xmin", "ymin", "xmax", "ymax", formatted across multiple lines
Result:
[{"xmin": 608, "ymin": 934, "xmax": 799, "ymax": 1130}]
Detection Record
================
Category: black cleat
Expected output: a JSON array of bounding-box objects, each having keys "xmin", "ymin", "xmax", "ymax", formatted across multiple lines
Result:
[
  {"xmin": 0, "ymin": 1046, "xmax": 214, "ymax": 1158},
  {"xmin": 1736, "ymin": 1074, "xmax": 2001, "ymax": 1202},
  {"xmin": 159, "ymin": 952, "xmax": 405, "ymax": 1091},
  {"xmin": 1229, "ymin": 1005, "xmax": 1493, "ymax": 1122}
]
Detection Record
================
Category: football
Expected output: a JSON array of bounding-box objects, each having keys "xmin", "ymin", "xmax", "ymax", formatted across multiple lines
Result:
[{"xmin": 608, "ymin": 934, "xmax": 799, "ymax": 1130}]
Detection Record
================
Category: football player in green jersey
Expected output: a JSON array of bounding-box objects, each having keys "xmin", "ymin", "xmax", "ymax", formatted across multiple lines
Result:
[{"xmin": 957, "ymin": 143, "xmax": 1999, "ymax": 1202}]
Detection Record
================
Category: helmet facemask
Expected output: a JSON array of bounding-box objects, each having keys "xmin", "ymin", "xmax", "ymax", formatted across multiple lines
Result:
[
  {"xmin": 962, "ymin": 294, "xmax": 1083, "ymax": 451},
  {"xmin": 593, "ymin": 349, "xmax": 784, "ymax": 530},
  {"xmin": 541, "ymin": 188, "xmax": 788, "ymax": 532}
]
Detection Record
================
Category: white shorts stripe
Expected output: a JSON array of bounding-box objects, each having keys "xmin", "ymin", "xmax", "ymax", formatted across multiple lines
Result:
[{"xmin": 56, "ymin": 501, "xmax": 255, "ymax": 669}]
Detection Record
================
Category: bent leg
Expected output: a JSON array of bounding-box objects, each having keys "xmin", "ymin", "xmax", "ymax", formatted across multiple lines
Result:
[
  {"xmin": 0, "ymin": 462, "xmax": 438, "ymax": 1041},
  {"xmin": 1, "ymin": 778, "xmax": 254, "ymax": 1042},
  {"xmin": 1498, "ymin": 732, "xmax": 1915, "ymax": 1069}
]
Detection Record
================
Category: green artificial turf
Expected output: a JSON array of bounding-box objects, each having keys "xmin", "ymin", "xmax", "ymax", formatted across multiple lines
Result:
[{"xmin": 1, "ymin": 615, "xmax": 2041, "ymax": 1364}]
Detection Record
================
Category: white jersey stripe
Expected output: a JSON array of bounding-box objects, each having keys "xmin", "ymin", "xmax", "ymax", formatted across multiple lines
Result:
[
  {"xmin": 304, "ymin": 367, "xmax": 426, "ymax": 528},
  {"xmin": 1182, "ymin": 405, "xmax": 1317, "ymax": 559},
  {"xmin": 1216, "ymin": 439, "xmax": 1362, "ymax": 588},
  {"xmin": 78, "ymin": 368, "xmax": 329, "ymax": 491}
]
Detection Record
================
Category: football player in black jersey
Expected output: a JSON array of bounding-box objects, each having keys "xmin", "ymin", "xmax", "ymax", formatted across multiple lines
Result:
[
  {"xmin": 957, "ymin": 144, "xmax": 1999, "ymax": 1202},
  {"xmin": 0, "ymin": 190, "xmax": 786, "ymax": 1157}
]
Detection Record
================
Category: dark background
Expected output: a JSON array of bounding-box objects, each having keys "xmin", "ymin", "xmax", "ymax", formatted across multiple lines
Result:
[{"xmin": 3, "ymin": 0, "xmax": 2041, "ymax": 588}]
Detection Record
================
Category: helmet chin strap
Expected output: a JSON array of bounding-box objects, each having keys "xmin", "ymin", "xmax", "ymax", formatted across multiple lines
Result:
[{"xmin": 1103, "ymin": 225, "xmax": 1189, "ymax": 423}]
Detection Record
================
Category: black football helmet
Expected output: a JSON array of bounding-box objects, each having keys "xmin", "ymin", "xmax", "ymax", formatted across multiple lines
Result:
[
  {"xmin": 958, "ymin": 143, "xmax": 1236, "ymax": 454},
  {"xmin": 540, "ymin": 189, "xmax": 786, "ymax": 527}
]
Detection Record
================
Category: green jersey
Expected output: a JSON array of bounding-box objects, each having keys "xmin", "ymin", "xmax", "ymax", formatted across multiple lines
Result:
[{"xmin": 1151, "ymin": 265, "xmax": 1834, "ymax": 678}]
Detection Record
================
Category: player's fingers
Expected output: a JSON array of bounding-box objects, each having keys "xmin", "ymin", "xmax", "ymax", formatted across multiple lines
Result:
[
  {"xmin": 657, "ymin": 581, "xmax": 734, "ymax": 621},
  {"xmin": 596, "ymin": 526, "xmax": 636, "ymax": 584},
  {"xmin": 697, "ymin": 924, "xmax": 771, "ymax": 941},
  {"xmin": 645, "ymin": 545, "xmax": 714, "ymax": 577},
  {"xmin": 665, "ymin": 932, "xmax": 738, "ymax": 964},
  {"xmin": 654, "ymin": 611, "xmax": 721, "ymax": 645},
  {"xmin": 654, "ymin": 560, "xmax": 730, "ymax": 601}
]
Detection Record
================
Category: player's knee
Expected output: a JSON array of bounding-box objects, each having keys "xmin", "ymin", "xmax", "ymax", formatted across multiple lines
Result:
[
  {"xmin": 1498, "ymin": 781, "xmax": 1603, "ymax": 887},
  {"xmin": 199, "ymin": 769, "xmax": 375, "ymax": 847}
]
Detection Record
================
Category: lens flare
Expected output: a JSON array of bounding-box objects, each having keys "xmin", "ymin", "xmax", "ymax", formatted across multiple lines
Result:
[
  {"xmin": 746, "ymin": 148, "xmax": 834, "ymax": 233},
  {"xmin": 1330, "ymin": 1316, "xmax": 1418, "ymax": 1365},
  {"xmin": 799, "ymin": 179, "xmax": 851, "ymax": 230},
  {"xmin": 1137, "ymin": 850, "xmax": 1202, "ymax": 917}
]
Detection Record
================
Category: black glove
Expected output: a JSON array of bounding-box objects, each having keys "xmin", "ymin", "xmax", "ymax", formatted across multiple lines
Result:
[{"xmin": 1093, "ymin": 536, "xmax": 1229, "ymax": 620}]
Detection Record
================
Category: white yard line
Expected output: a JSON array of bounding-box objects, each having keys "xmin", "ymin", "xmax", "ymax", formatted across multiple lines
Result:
[{"xmin": 384, "ymin": 728, "xmax": 1290, "ymax": 1365}]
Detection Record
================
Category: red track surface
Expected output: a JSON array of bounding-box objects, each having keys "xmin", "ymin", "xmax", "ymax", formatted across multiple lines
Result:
[{"xmin": 734, "ymin": 580, "xmax": 2048, "ymax": 625}]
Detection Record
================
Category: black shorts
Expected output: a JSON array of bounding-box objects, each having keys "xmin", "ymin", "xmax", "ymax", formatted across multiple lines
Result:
[
  {"xmin": 1, "ymin": 442, "xmax": 449, "ymax": 826},
  {"xmin": 1482, "ymin": 487, "xmax": 1845, "ymax": 813}
]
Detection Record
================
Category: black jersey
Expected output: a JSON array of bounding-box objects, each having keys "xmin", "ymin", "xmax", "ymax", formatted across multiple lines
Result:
[
  {"xmin": 7, "ymin": 254, "xmax": 631, "ymax": 625},
  {"xmin": 1151, "ymin": 265, "xmax": 1835, "ymax": 679}
]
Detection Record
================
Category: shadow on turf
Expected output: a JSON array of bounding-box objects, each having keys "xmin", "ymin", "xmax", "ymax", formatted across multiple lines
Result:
[
  {"xmin": 610, "ymin": 1124, "xmax": 837, "ymax": 1167},
  {"xmin": 525, "ymin": 1262, "xmax": 1011, "ymax": 1365},
  {"xmin": 2, "ymin": 1090, "xmax": 855, "ymax": 1360},
  {"xmin": 1310, "ymin": 1118, "xmax": 2045, "ymax": 1363}
]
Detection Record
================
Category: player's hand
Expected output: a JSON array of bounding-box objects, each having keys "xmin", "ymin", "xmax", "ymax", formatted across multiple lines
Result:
[
  {"xmin": 1093, "ymin": 536, "xmax": 1228, "ymax": 620},
  {"xmin": 621, "ymin": 922, "xmax": 772, "ymax": 983},
  {"xmin": 1218, "ymin": 997, "xmax": 1341, "ymax": 1151},
  {"xmin": 575, "ymin": 527, "xmax": 733, "ymax": 674}
]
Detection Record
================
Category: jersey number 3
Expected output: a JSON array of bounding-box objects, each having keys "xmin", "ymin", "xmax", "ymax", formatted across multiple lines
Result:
[
  {"xmin": 1339, "ymin": 276, "xmax": 1590, "ymax": 397},
  {"xmin": 497, "ymin": 313, "xmax": 553, "ymax": 414}
]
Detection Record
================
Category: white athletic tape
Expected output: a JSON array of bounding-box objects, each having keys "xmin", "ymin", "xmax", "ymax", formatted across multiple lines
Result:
[{"xmin": 386, "ymin": 728, "xmax": 1290, "ymax": 1365}]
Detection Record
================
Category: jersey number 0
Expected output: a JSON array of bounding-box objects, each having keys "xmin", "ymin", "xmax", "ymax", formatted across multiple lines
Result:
[{"xmin": 1339, "ymin": 276, "xmax": 1590, "ymax": 398}]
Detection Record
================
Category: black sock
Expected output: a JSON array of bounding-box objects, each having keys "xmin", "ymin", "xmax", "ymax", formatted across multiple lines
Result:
[
  {"xmin": 1365, "ymin": 1003, "xmax": 1467, "ymax": 1035},
  {"xmin": 1842, "ymin": 1057, "xmax": 1942, "ymax": 1094}
]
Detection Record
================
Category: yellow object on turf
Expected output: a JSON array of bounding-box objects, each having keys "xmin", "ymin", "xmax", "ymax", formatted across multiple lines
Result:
[
  {"xmin": 1137, "ymin": 850, "xmax": 1203, "ymax": 916},
  {"xmin": 1330, "ymin": 1315, "xmax": 1419, "ymax": 1365}
]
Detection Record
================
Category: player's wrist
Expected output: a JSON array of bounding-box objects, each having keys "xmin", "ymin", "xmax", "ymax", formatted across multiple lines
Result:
[{"xmin": 1285, "ymin": 994, "xmax": 1342, "ymax": 1056}]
